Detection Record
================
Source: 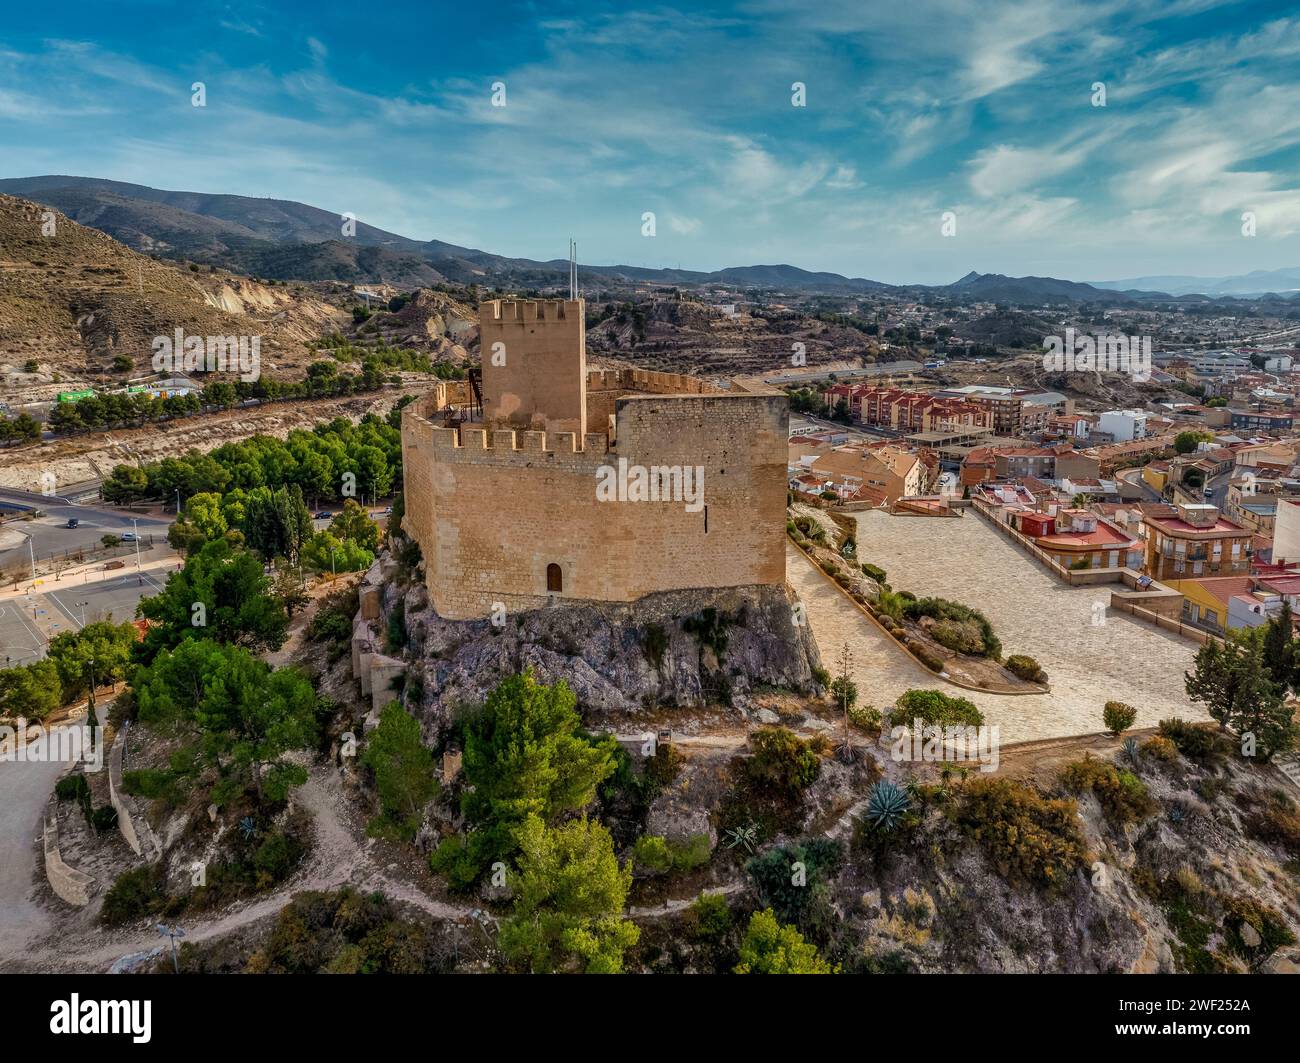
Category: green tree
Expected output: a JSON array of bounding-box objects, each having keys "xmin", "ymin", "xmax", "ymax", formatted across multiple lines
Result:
[
  {"xmin": 1173, "ymin": 430, "xmax": 1214, "ymax": 455},
  {"xmin": 497, "ymin": 815, "xmax": 639, "ymax": 974},
  {"xmin": 137, "ymin": 538, "xmax": 289, "ymax": 659},
  {"xmin": 134, "ymin": 640, "xmax": 316, "ymax": 804},
  {"xmin": 329, "ymin": 499, "xmax": 380, "ymax": 554},
  {"xmin": 461, "ymin": 673, "xmax": 617, "ymax": 843},
  {"xmin": 1186, "ymin": 631, "xmax": 1296, "ymax": 760},
  {"xmin": 734, "ymin": 909, "xmax": 837, "ymax": 974},
  {"xmin": 302, "ymin": 531, "xmax": 372, "ymax": 573},
  {"xmin": 362, "ymin": 705, "xmax": 438, "ymax": 840},
  {"xmin": 1261, "ymin": 600, "xmax": 1296, "ymax": 694},
  {"xmin": 47, "ymin": 621, "xmax": 137, "ymax": 703},
  {"xmin": 102, "ymin": 464, "xmax": 149, "ymax": 505},
  {"xmin": 0, "ymin": 659, "xmax": 62, "ymax": 720},
  {"xmin": 243, "ymin": 484, "xmax": 313, "ymax": 562},
  {"xmin": 183, "ymin": 491, "xmax": 228, "ymax": 539}
]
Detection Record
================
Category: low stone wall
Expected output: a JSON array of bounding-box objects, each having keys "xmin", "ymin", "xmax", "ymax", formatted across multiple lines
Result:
[
  {"xmin": 43, "ymin": 801, "xmax": 95, "ymax": 907},
  {"xmin": 1109, "ymin": 599, "xmax": 1221, "ymax": 645},
  {"xmin": 108, "ymin": 729, "xmax": 161, "ymax": 861}
]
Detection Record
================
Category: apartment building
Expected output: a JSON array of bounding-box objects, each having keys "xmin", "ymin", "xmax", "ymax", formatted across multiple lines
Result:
[
  {"xmin": 1141, "ymin": 502, "xmax": 1251, "ymax": 580},
  {"xmin": 810, "ymin": 443, "xmax": 926, "ymax": 503}
]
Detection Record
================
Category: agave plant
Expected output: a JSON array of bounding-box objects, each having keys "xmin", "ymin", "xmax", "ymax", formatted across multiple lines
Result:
[
  {"xmin": 1122, "ymin": 737, "xmax": 1140, "ymax": 764},
  {"xmin": 1167, "ymin": 802, "xmax": 1186, "ymax": 826},
  {"xmin": 865, "ymin": 781, "xmax": 911, "ymax": 832}
]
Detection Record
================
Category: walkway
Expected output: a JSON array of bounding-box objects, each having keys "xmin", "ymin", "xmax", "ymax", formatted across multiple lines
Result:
[{"xmin": 788, "ymin": 509, "xmax": 1210, "ymax": 743}]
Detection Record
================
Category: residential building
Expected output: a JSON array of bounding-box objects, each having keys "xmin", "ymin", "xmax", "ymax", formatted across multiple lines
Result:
[
  {"xmin": 1141, "ymin": 502, "xmax": 1251, "ymax": 580},
  {"xmin": 1097, "ymin": 409, "xmax": 1149, "ymax": 443}
]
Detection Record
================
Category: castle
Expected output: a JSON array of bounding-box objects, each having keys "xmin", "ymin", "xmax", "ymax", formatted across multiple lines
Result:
[{"xmin": 400, "ymin": 298, "xmax": 788, "ymax": 620}]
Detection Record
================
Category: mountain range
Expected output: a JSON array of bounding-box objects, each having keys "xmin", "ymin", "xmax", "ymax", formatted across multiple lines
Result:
[{"xmin": 3, "ymin": 176, "xmax": 1298, "ymax": 303}]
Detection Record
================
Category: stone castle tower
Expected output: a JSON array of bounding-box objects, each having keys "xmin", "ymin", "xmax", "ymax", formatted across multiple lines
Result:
[{"xmin": 401, "ymin": 298, "xmax": 788, "ymax": 620}]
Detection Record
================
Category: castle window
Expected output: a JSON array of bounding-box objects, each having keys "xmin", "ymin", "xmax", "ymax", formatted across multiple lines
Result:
[{"xmin": 547, "ymin": 563, "xmax": 563, "ymax": 593}]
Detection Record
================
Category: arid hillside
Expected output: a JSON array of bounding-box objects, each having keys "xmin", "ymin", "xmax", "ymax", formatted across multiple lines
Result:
[{"xmin": 0, "ymin": 194, "xmax": 348, "ymax": 399}]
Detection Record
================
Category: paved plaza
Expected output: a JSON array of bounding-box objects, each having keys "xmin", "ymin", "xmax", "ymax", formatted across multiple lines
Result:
[{"xmin": 787, "ymin": 510, "xmax": 1211, "ymax": 744}]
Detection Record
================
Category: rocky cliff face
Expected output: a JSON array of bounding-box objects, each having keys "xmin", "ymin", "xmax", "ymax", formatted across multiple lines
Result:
[{"xmin": 393, "ymin": 578, "xmax": 823, "ymax": 736}]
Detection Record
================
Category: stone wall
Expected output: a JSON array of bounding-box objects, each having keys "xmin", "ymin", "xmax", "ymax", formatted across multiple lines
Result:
[
  {"xmin": 480, "ymin": 299, "xmax": 586, "ymax": 435},
  {"xmin": 403, "ymin": 390, "xmax": 787, "ymax": 620},
  {"xmin": 109, "ymin": 729, "xmax": 161, "ymax": 861},
  {"xmin": 43, "ymin": 800, "xmax": 94, "ymax": 906}
]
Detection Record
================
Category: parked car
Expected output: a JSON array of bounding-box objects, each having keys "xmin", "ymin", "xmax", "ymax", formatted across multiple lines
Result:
[
  {"xmin": 315, "ymin": 511, "xmax": 334, "ymax": 520},
  {"xmin": 121, "ymin": 532, "xmax": 137, "ymax": 542}
]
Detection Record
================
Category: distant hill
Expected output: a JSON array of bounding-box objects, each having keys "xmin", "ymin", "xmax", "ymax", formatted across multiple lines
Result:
[
  {"xmin": 0, "ymin": 175, "xmax": 1242, "ymax": 304},
  {"xmin": 943, "ymin": 271, "xmax": 1150, "ymax": 304},
  {"xmin": 0, "ymin": 193, "xmax": 345, "ymax": 389},
  {"xmin": 1091, "ymin": 266, "xmax": 1300, "ymax": 297}
]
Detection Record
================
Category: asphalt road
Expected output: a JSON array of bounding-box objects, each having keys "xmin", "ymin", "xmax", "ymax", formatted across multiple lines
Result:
[
  {"xmin": 0, "ymin": 489, "xmax": 171, "ymax": 572},
  {"xmin": 0, "ymin": 704, "xmax": 107, "ymax": 964}
]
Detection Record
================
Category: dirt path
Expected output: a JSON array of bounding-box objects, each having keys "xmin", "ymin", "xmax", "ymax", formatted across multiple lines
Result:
[{"xmin": 15, "ymin": 764, "xmax": 477, "ymax": 973}]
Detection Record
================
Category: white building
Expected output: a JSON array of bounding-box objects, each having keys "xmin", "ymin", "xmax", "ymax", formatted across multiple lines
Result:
[
  {"xmin": 1275, "ymin": 498, "xmax": 1300, "ymax": 564},
  {"xmin": 1097, "ymin": 409, "xmax": 1149, "ymax": 442}
]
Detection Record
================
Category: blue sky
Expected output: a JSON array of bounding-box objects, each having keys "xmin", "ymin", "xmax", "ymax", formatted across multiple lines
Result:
[{"xmin": 3, "ymin": 0, "xmax": 1299, "ymax": 283}]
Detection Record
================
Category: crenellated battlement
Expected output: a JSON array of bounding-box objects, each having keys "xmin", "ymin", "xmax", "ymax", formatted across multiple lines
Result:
[
  {"xmin": 399, "ymin": 298, "xmax": 787, "ymax": 620},
  {"xmin": 586, "ymin": 367, "xmax": 720, "ymax": 396},
  {"xmin": 480, "ymin": 298, "xmax": 582, "ymax": 323},
  {"xmin": 413, "ymin": 420, "xmax": 610, "ymax": 459}
]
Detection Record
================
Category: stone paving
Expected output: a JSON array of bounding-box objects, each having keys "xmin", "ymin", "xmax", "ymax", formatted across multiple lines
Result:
[{"xmin": 787, "ymin": 509, "xmax": 1211, "ymax": 744}]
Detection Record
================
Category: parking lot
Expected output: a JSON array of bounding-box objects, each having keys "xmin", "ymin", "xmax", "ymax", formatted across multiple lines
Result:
[{"xmin": 0, "ymin": 569, "xmax": 165, "ymax": 665}]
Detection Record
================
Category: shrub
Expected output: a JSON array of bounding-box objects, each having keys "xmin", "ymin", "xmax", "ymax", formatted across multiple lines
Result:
[
  {"xmin": 669, "ymin": 833, "xmax": 713, "ymax": 871},
  {"xmin": 686, "ymin": 892, "xmax": 733, "ymax": 941},
  {"xmin": 632, "ymin": 834, "xmax": 673, "ymax": 875},
  {"xmin": 1222, "ymin": 896, "xmax": 1296, "ymax": 967},
  {"xmin": 905, "ymin": 640, "xmax": 945, "ymax": 672},
  {"xmin": 1158, "ymin": 718, "xmax": 1216, "ymax": 760},
  {"xmin": 902, "ymin": 597, "xmax": 1001, "ymax": 659},
  {"xmin": 950, "ymin": 778, "xmax": 1086, "ymax": 890},
  {"xmin": 1141, "ymin": 735, "xmax": 1178, "ymax": 761},
  {"xmin": 1245, "ymin": 794, "xmax": 1300, "ymax": 856},
  {"xmin": 55, "ymin": 775, "xmax": 90, "ymax": 802},
  {"xmin": 1103, "ymin": 701, "xmax": 1137, "ymax": 736},
  {"xmin": 746, "ymin": 839, "xmax": 842, "ymax": 933},
  {"xmin": 891, "ymin": 688, "xmax": 983, "ymax": 728},
  {"xmin": 90, "ymin": 805, "xmax": 119, "ymax": 832},
  {"xmin": 1005, "ymin": 655, "xmax": 1046, "ymax": 683},
  {"xmin": 931, "ymin": 618, "xmax": 985, "ymax": 655},
  {"xmin": 1059, "ymin": 756, "xmax": 1156, "ymax": 826},
  {"xmin": 744, "ymin": 728, "xmax": 820, "ymax": 800},
  {"xmin": 734, "ymin": 909, "xmax": 837, "ymax": 974},
  {"xmin": 847, "ymin": 703, "xmax": 882, "ymax": 732},
  {"xmin": 100, "ymin": 864, "xmax": 168, "ymax": 926},
  {"xmin": 861, "ymin": 562, "xmax": 887, "ymax": 585}
]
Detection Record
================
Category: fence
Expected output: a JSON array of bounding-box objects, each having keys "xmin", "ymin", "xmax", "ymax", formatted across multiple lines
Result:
[{"xmin": 0, "ymin": 534, "xmax": 157, "ymax": 585}]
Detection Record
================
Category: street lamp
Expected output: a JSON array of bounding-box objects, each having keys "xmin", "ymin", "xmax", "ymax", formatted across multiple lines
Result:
[
  {"xmin": 131, "ymin": 517, "xmax": 142, "ymax": 581},
  {"xmin": 156, "ymin": 924, "xmax": 186, "ymax": 974}
]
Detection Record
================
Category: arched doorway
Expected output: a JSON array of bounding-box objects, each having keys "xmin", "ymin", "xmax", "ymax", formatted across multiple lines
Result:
[{"xmin": 546, "ymin": 563, "xmax": 563, "ymax": 593}]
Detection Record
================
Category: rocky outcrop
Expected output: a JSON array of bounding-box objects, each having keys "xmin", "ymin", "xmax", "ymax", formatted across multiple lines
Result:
[{"xmin": 398, "ymin": 583, "xmax": 822, "ymax": 737}]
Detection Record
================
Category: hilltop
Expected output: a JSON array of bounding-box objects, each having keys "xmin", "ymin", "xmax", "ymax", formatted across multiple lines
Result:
[{"xmin": 0, "ymin": 194, "xmax": 347, "ymax": 395}]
